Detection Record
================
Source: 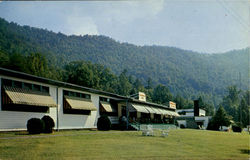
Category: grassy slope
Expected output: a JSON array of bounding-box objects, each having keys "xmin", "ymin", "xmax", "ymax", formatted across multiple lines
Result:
[{"xmin": 0, "ymin": 129, "xmax": 249, "ymax": 160}]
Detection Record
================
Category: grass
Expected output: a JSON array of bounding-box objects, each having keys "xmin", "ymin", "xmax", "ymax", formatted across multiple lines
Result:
[{"xmin": 0, "ymin": 129, "xmax": 249, "ymax": 160}]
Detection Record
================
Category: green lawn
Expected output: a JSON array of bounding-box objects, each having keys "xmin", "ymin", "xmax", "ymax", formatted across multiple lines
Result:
[{"xmin": 0, "ymin": 129, "xmax": 249, "ymax": 160}]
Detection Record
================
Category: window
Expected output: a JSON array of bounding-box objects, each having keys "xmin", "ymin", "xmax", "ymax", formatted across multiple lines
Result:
[
  {"xmin": 41, "ymin": 86, "xmax": 49, "ymax": 94},
  {"xmin": 33, "ymin": 84, "xmax": 41, "ymax": 92},
  {"xmin": 2, "ymin": 79, "xmax": 49, "ymax": 94},
  {"xmin": 23, "ymin": 83, "xmax": 32, "ymax": 90},
  {"xmin": 84, "ymin": 94, "xmax": 91, "ymax": 99},
  {"xmin": 2, "ymin": 79, "xmax": 12, "ymax": 87},
  {"xmin": 76, "ymin": 92, "xmax": 81, "ymax": 98},
  {"xmin": 63, "ymin": 90, "xmax": 91, "ymax": 99},
  {"xmin": 13, "ymin": 81, "xmax": 22, "ymax": 88},
  {"xmin": 100, "ymin": 97, "xmax": 110, "ymax": 102}
]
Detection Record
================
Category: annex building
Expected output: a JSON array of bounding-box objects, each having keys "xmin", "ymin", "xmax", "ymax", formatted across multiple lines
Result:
[
  {"xmin": 176, "ymin": 100, "xmax": 211, "ymax": 129},
  {"xmin": 0, "ymin": 67, "xmax": 179, "ymax": 131}
]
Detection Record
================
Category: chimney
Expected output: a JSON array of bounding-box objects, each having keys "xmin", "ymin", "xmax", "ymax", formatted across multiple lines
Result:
[{"xmin": 194, "ymin": 100, "xmax": 199, "ymax": 116}]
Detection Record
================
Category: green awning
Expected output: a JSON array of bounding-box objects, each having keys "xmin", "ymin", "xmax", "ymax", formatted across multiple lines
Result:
[{"xmin": 3, "ymin": 86, "xmax": 57, "ymax": 107}]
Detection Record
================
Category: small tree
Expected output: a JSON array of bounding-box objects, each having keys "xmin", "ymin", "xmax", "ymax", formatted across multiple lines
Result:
[{"xmin": 212, "ymin": 106, "xmax": 231, "ymax": 130}]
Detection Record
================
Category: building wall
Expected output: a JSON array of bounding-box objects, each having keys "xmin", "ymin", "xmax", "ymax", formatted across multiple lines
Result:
[
  {"xmin": 0, "ymin": 76, "xmax": 57, "ymax": 131},
  {"xmin": 0, "ymin": 76, "xmax": 102, "ymax": 131},
  {"xmin": 57, "ymin": 88, "xmax": 99, "ymax": 130},
  {"xmin": 177, "ymin": 120, "xmax": 186, "ymax": 127}
]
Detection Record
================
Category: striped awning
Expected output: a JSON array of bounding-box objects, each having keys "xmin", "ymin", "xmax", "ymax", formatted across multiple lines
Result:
[
  {"xmin": 64, "ymin": 96, "xmax": 97, "ymax": 111},
  {"xmin": 100, "ymin": 102, "xmax": 116, "ymax": 112},
  {"xmin": 144, "ymin": 105, "xmax": 158, "ymax": 114},
  {"xmin": 146, "ymin": 106, "xmax": 163, "ymax": 114},
  {"xmin": 3, "ymin": 86, "xmax": 57, "ymax": 107},
  {"xmin": 157, "ymin": 108, "xmax": 179, "ymax": 117},
  {"xmin": 129, "ymin": 103, "xmax": 149, "ymax": 113},
  {"xmin": 152, "ymin": 107, "xmax": 164, "ymax": 115},
  {"xmin": 171, "ymin": 111, "xmax": 180, "ymax": 117}
]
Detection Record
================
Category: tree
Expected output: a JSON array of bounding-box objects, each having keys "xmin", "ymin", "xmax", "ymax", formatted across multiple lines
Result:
[
  {"xmin": 64, "ymin": 61, "xmax": 100, "ymax": 88},
  {"xmin": 7, "ymin": 53, "xmax": 28, "ymax": 72},
  {"xmin": 0, "ymin": 51, "xmax": 9, "ymax": 67},
  {"xmin": 221, "ymin": 86, "xmax": 241, "ymax": 121},
  {"xmin": 146, "ymin": 77, "xmax": 153, "ymax": 90},
  {"xmin": 152, "ymin": 84, "xmax": 173, "ymax": 105},
  {"xmin": 175, "ymin": 94, "xmax": 185, "ymax": 109},
  {"xmin": 198, "ymin": 96, "xmax": 214, "ymax": 116},
  {"xmin": 117, "ymin": 70, "xmax": 132, "ymax": 96},
  {"xmin": 238, "ymin": 91, "xmax": 250, "ymax": 127},
  {"xmin": 26, "ymin": 53, "xmax": 49, "ymax": 78},
  {"xmin": 210, "ymin": 105, "xmax": 231, "ymax": 130}
]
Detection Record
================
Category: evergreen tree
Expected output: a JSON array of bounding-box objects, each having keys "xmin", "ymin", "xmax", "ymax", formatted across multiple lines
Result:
[
  {"xmin": 221, "ymin": 86, "xmax": 241, "ymax": 121},
  {"xmin": 211, "ymin": 105, "xmax": 231, "ymax": 130},
  {"xmin": 117, "ymin": 70, "xmax": 132, "ymax": 96},
  {"xmin": 238, "ymin": 91, "xmax": 250, "ymax": 127}
]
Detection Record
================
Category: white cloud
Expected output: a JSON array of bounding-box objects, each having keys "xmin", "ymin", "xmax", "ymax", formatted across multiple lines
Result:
[
  {"xmin": 100, "ymin": 0, "xmax": 165, "ymax": 24},
  {"xmin": 65, "ymin": 16, "xmax": 99, "ymax": 35}
]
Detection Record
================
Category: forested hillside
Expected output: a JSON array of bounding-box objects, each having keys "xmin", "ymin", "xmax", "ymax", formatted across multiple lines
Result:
[{"xmin": 0, "ymin": 17, "xmax": 248, "ymax": 107}]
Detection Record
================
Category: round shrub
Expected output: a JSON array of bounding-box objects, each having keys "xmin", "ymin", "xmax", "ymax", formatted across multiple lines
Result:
[
  {"xmin": 119, "ymin": 116, "xmax": 128, "ymax": 130},
  {"xmin": 232, "ymin": 123, "xmax": 242, "ymax": 132},
  {"xmin": 180, "ymin": 124, "xmax": 186, "ymax": 129},
  {"xmin": 27, "ymin": 118, "xmax": 45, "ymax": 134},
  {"xmin": 207, "ymin": 121, "xmax": 219, "ymax": 131},
  {"xmin": 97, "ymin": 115, "xmax": 111, "ymax": 131},
  {"xmin": 41, "ymin": 115, "xmax": 55, "ymax": 133}
]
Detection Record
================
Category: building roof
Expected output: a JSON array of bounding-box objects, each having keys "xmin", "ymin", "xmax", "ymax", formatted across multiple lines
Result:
[{"xmin": 0, "ymin": 67, "xmax": 173, "ymax": 110}]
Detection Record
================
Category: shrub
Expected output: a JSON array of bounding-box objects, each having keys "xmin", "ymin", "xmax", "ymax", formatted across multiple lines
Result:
[
  {"xmin": 41, "ymin": 115, "xmax": 55, "ymax": 133},
  {"xmin": 186, "ymin": 119, "xmax": 198, "ymax": 129},
  {"xmin": 119, "ymin": 116, "xmax": 128, "ymax": 130},
  {"xmin": 207, "ymin": 120, "xmax": 219, "ymax": 131},
  {"xmin": 27, "ymin": 118, "xmax": 45, "ymax": 134},
  {"xmin": 97, "ymin": 115, "xmax": 111, "ymax": 131},
  {"xmin": 180, "ymin": 124, "xmax": 185, "ymax": 129},
  {"xmin": 232, "ymin": 123, "xmax": 242, "ymax": 132}
]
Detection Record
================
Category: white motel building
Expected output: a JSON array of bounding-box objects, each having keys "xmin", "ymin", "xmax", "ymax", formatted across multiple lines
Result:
[{"xmin": 0, "ymin": 67, "xmax": 179, "ymax": 131}]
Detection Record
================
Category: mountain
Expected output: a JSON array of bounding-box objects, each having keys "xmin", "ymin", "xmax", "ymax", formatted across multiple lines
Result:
[{"xmin": 0, "ymin": 18, "xmax": 248, "ymax": 106}]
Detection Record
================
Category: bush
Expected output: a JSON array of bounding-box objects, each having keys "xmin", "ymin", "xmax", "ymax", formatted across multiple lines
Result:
[
  {"xmin": 232, "ymin": 123, "xmax": 242, "ymax": 132},
  {"xmin": 180, "ymin": 124, "xmax": 185, "ymax": 129},
  {"xmin": 41, "ymin": 115, "xmax": 55, "ymax": 133},
  {"xmin": 207, "ymin": 121, "xmax": 219, "ymax": 131},
  {"xmin": 27, "ymin": 118, "xmax": 45, "ymax": 134},
  {"xmin": 97, "ymin": 115, "xmax": 111, "ymax": 131},
  {"xmin": 119, "ymin": 116, "xmax": 128, "ymax": 130}
]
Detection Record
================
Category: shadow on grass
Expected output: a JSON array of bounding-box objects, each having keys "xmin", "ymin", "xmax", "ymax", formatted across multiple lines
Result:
[
  {"xmin": 240, "ymin": 149, "xmax": 250, "ymax": 155},
  {"xmin": 15, "ymin": 131, "xmax": 29, "ymax": 135}
]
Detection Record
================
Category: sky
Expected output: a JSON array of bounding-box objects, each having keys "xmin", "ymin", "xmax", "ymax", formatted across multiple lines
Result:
[{"xmin": 0, "ymin": 0, "xmax": 249, "ymax": 53}]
